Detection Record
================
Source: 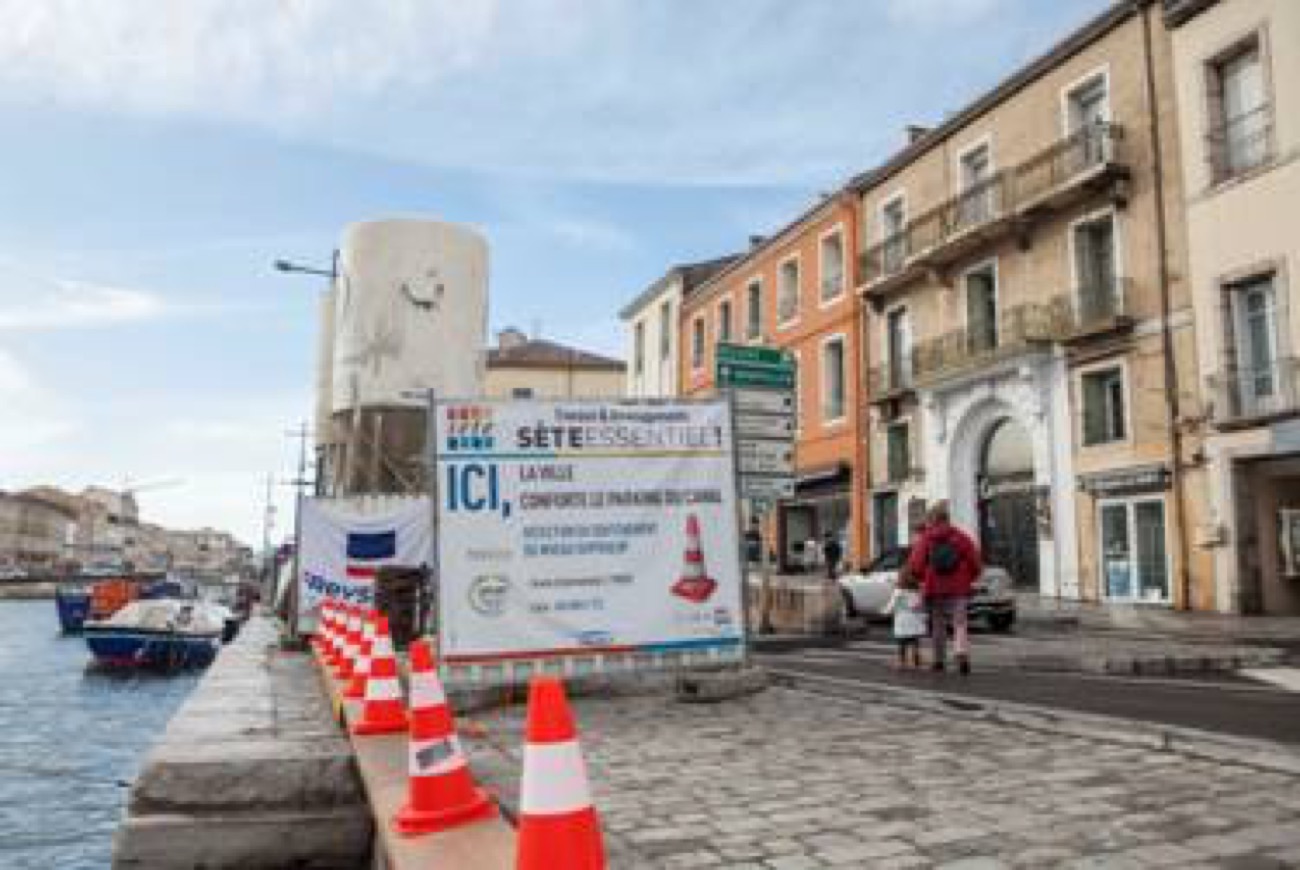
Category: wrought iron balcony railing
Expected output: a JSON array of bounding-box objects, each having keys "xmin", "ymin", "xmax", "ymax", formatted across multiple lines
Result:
[
  {"xmin": 911, "ymin": 301, "xmax": 1067, "ymax": 383},
  {"xmin": 1208, "ymin": 356, "xmax": 1300, "ymax": 423},
  {"xmin": 866, "ymin": 360, "xmax": 915, "ymax": 400},
  {"xmin": 1207, "ymin": 105, "xmax": 1272, "ymax": 184},
  {"xmin": 860, "ymin": 123, "xmax": 1126, "ymax": 293},
  {"xmin": 1014, "ymin": 121, "xmax": 1125, "ymax": 207},
  {"xmin": 1065, "ymin": 276, "xmax": 1134, "ymax": 338}
]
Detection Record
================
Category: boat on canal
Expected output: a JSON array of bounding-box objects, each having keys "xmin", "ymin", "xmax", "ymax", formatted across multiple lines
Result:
[
  {"xmin": 55, "ymin": 576, "xmax": 190, "ymax": 634},
  {"xmin": 83, "ymin": 599, "xmax": 227, "ymax": 669}
]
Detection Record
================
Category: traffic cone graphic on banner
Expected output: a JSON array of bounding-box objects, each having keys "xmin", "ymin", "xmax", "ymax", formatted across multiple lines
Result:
[
  {"xmin": 333, "ymin": 605, "xmax": 360, "ymax": 680},
  {"xmin": 670, "ymin": 514, "xmax": 718, "ymax": 604},
  {"xmin": 324, "ymin": 604, "xmax": 344, "ymax": 668},
  {"xmin": 352, "ymin": 614, "xmax": 409, "ymax": 736},
  {"xmin": 516, "ymin": 676, "xmax": 605, "ymax": 870},
  {"xmin": 314, "ymin": 601, "xmax": 335, "ymax": 658},
  {"xmin": 344, "ymin": 610, "xmax": 376, "ymax": 699},
  {"xmin": 392, "ymin": 640, "xmax": 495, "ymax": 835}
]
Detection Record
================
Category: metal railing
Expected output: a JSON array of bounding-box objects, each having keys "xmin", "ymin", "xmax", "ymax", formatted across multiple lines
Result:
[
  {"xmin": 867, "ymin": 359, "xmax": 914, "ymax": 398},
  {"xmin": 861, "ymin": 123, "xmax": 1125, "ymax": 290},
  {"xmin": 1070, "ymin": 276, "xmax": 1133, "ymax": 334},
  {"xmin": 1209, "ymin": 356, "xmax": 1300, "ymax": 422},
  {"xmin": 1014, "ymin": 121, "xmax": 1124, "ymax": 205},
  {"xmin": 912, "ymin": 301, "xmax": 1066, "ymax": 382},
  {"xmin": 1207, "ymin": 105, "xmax": 1271, "ymax": 184}
]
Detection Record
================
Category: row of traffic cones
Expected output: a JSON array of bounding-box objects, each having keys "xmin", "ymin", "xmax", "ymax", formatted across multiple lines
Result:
[{"xmin": 313, "ymin": 600, "xmax": 606, "ymax": 869}]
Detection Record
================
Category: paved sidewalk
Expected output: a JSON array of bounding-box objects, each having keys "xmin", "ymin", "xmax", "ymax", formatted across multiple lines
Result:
[{"xmin": 466, "ymin": 686, "xmax": 1300, "ymax": 869}]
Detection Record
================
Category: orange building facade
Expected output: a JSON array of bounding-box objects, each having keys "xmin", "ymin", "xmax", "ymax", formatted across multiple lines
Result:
[{"xmin": 678, "ymin": 193, "xmax": 869, "ymax": 572}]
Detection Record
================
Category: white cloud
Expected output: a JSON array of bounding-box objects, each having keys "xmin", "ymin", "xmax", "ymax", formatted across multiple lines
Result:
[
  {"xmin": 0, "ymin": 348, "xmax": 76, "ymax": 461},
  {"xmin": 0, "ymin": 280, "xmax": 164, "ymax": 331}
]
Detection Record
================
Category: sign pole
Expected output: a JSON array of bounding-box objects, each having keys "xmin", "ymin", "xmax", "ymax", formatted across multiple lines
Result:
[{"xmin": 726, "ymin": 388, "xmax": 753, "ymax": 665}]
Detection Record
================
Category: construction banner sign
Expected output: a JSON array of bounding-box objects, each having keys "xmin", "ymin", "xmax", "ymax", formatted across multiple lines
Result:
[
  {"xmin": 297, "ymin": 496, "xmax": 433, "ymax": 632},
  {"xmin": 434, "ymin": 399, "xmax": 744, "ymax": 667}
]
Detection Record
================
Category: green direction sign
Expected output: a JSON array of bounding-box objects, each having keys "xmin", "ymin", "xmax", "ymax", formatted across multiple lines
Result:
[
  {"xmin": 716, "ymin": 342, "xmax": 791, "ymax": 367},
  {"xmin": 717, "ymin": 364, "xmax": 795, "ymax": 389},
  {"xmin": 715, "ymin": 343, "xmax": 796, "ymax": 390}
]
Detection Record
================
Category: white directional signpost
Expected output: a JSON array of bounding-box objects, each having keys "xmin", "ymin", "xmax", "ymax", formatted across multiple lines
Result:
[{"xmin": 716, "ymin": 342, "xmax": 796, "ymax": 633}]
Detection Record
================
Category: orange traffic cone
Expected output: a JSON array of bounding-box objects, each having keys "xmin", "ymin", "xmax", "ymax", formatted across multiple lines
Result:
[
  {"xmin": 670, "ymin": 514, "xmax": 718, "ymax": 603},
  {"xmin": 392, "ymin": 639, "xmax": 495, "ymax": 835},
  {"xmin": 516, "ymin": 676, "xmax": 605, "ymax": 870},
  {"xmin": 344, "ymin": 610, "xmax": 376, "ymax": 699},
  {"xmin": 333, "ymin": 605, "xmax": 360, "ymax": 680},
  {"xmin": 352, "ymin": 614, "xmax": 408, "ymax": 736}
]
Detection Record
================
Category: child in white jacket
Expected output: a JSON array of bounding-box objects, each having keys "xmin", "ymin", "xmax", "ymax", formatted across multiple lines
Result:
[{"xmin": 882, "ymin": 571, "xmax": 927, "ymax": 669}]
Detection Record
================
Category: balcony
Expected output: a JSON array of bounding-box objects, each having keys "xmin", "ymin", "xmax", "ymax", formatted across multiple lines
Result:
[
  {"xmin": 1014, "ymin": 121, "xmax": 1128, "ymax": 215},
  {"xmin": 1058, "ymin": 277, "xmax": 1135, "ymax": 343},
  {"xmin": 867, "ymin": 360, "xmax": 915, "ymax": 404},
  {"xmin": 911, "ymin": 301, "xmax": 1066, "ymax": 386},
  {"xmin": 1207, "ymin": 105, "xmax": 1272, "ymax": 185},
  {"xmin": 1208, "ymin": 356, "xmax": 1300, "ymax": 427},
  {"xmin": 860, "ymin": 122, "xmax": 1128, "ymax": 297}
]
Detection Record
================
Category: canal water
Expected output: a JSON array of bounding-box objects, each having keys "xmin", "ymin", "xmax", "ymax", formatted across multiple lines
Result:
[{"xmin": 0, "ymin": 599, "xmax": 200, "ymax": 870}]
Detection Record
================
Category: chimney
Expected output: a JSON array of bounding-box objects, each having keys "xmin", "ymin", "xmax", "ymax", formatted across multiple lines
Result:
[
  {"xmin": 497, "ymin": 327, "xmax": 529, "ymax": 350},
  {"xmin": 748, "ymin": 234, "xmax": 766, "ymax": 250},
  {"xmin": 906, "ymin": 125, "xmax": 930, "ymax": 144}
]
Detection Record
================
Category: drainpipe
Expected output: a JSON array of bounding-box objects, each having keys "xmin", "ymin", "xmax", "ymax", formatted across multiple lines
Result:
[{"xmin": 1137, "ymin": 0, "xmax": 1194, "ymax": 610}]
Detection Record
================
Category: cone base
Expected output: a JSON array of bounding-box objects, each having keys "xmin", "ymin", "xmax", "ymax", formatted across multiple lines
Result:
[
  {"xmin": 393, "ymin": 788, "xmax": 496, "ymax": 836},
  {"xmin": 351, "ymin": 714, "xmax": 409, "ymax": 736}
]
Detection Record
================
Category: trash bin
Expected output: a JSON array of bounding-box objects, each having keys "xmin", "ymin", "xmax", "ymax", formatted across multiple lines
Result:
[{"xmin": 374, "ymin": 566, "xmax": 430, "ymax": 650}]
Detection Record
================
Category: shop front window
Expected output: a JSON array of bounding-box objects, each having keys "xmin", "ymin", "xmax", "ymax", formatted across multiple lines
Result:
[{"xmin": 1099, "ymin": 498, "xmax": 1169, "ymax": 603}]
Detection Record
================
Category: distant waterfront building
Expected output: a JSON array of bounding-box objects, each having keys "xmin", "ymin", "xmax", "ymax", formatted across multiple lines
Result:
[
  {"xmin": 0, "ymin": 490, "xmax": 77, "ymax": 572},
  {"xmin": 1166, "ymin": 0, "xmax": 1300, "ymax": 614},
  {"xmin": 619, "ymin": 256, "xmax": 739, "ymax": 398},
  {"xmin": 484, "ymin": 328, "xmax": 625, "ymax": 400}
]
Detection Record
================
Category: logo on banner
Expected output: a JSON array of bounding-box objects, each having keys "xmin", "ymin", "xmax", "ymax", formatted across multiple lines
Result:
[
  {"xmin": 445, "ymin": 405, "xmax": 494, "ymax": 452},
  {"xmin": 467, "ymin": 574, "xmax": 510, "ymax": 616},
  {"xmin": 346, "ymin": 529, "xmax": 397, "ymax": 582}
]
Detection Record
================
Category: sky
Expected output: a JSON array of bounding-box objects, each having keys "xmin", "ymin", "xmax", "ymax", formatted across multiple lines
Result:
[{"xmin": 0, "ymin": 0, "xmax": 1110, "ymax": 546}]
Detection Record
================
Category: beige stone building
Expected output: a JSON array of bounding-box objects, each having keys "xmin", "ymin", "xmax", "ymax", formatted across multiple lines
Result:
[
  {"xmin": 484, "ymin": 328, "xmax": 625, "ymax": 400},
  {"xmin": 0, "ymin": 490, "xmax": 77, "ymax": 572},
  {"xmin": 1166, "ymin": 0, "xmax": 1300, "ymax": 613},
  {"xmin": 854, "ymin": 1, "xmax": 1215, "ymax": 608}
]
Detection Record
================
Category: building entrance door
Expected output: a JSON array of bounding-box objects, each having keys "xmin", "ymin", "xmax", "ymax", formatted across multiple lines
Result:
[{"xmin": 977, "ymin": 418, "xmax": 1039, "ymax": 589}]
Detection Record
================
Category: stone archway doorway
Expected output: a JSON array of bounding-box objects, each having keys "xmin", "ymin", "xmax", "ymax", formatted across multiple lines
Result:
[{"xmin": 977, "ymin": 417, "xmax": 1040, "ymax": 590}]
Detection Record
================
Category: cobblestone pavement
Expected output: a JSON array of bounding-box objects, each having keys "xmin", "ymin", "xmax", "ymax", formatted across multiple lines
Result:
[{"xmin": 470, "ymin": 686, "xmax": 1300, "ymax": 869}]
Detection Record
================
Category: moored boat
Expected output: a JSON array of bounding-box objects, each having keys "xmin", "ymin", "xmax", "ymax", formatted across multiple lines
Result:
[
  {"xmin": 55, "ymin": 584, "xmax": 93, "ymax": 633},
  {"xmin": 83, "ymin": 599, "xmax": 226, "ymax": 670}
]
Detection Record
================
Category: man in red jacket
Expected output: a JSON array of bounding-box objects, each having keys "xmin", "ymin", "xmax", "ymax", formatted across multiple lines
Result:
[{"xmin": 905, "ymin": 500, "xmax": 982, "ymax": 674}]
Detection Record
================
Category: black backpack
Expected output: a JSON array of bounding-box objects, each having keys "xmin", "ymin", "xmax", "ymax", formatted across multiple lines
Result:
[{"xmin": 928, "ymin": 532, "xmax": 962, "ymax": 575}]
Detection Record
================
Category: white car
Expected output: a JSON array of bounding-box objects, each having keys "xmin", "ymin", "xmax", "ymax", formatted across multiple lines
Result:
[{"xmin": 838, "ymin": 546, "xmax": 1017, "ymax": 632}]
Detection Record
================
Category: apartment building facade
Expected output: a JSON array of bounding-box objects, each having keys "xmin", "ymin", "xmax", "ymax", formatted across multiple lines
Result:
[
  {"xmin": 1167, "ymin": 0, "xmax": 1300, "ymax": 614},
  {"xmin": 679, "ymin": 193, "xmax": 867, "ymax": 571},
  {"xmin": 855, "ymin": 1, "xmax": 1216, "ymax": 608},
  {"xmin": 621, "ymin": 257, "xmax": 738, "ymax": 397},
  {"xmin": 485, "ymin": 328, "xmax": 625, "ymax": 400}
]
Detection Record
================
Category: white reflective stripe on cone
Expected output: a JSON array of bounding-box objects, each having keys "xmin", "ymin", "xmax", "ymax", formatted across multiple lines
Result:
[
  {"xmin": 365, "ymin": 677, "xmax": 402, "ymax": 702},
  {"xmin": 408, "ymin": 735, "xmax": 467, "ymax": 777},
  {"xmin": 370, "ymin": 637, "xmax": 394, "ymax": 658},
  {"xmin": 520, "ymin": 740, "xmax": 593, "ymax": 816},
  {"xmin": 409, "ymin": 675, "xmax": 447, "ymax": 709}
]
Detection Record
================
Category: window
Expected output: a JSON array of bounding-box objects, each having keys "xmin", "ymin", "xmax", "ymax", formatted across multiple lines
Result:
[
  {"xmin": 1073, "ymin": 212, "xmax": 1119, "ymax": 323},
  {"xmin": 745, "ymin": 281, "xmax": 762, "ymax": 339},
  {"xmin": 819, "ymin": 230, "xmax": 844, "ymax": 302},
  {"xmin": 690, "ymin": 317, "xmax": 705, "ymax": 370},
  {"xmin": 956, "ymin": 142, "xmax": 993, "ymax": 228},
  {"xmin": 1099, "ymin": 499, "xmax": 1169, "ymax": 603},
  {"xmin": 965, "ymin": 264, "xmax": 998, "ymax": 353},
  {"xmin": 1081, "ymin": 366, "xmax": 1126, "ymax": 445},
  {"xmin": 886, "ymin": 422, "xmax": 910, "ymax": 483},
  {"xmin": 658, "ymin": 301, "xmax": 673, "ymax": 360},
  {"xmin": 633, "ymin": 322, "xmax": 645, "ymax": 376},
  {"xmin": 1227, "ymin": 274, "xmax": 1280, "ymax": 415},
  {"xmin": 717, "ymin": 299, "xmax": 732, "ymax": 342},
  {"xmin": 872, "ymin": 492, "xmax": 900, "ymax": 557},
  {"xmin": 1066, "ymin": 72, "xmax": 1110, "ymax": 165},
  {"xmin": 821, "ymin": 337, "xmax": 845, "ymax": 422},
  {"xmin": 511, "ymin": 387, "xmax": 534, "ymax": 399},
  {"xmin": 777, "ymin": 258, "xmax": 800, "ymax": 326},
  {"xmin": 880, "ymin": 196, "xmax": 907, "ymax": 273},
  {"xmin": 885, "ymin": 307, "xmax": 911, "ymax": 389},
  {"xmin": 1208, "ymin": 37, "xmax": 1269, "ymax": 181}
]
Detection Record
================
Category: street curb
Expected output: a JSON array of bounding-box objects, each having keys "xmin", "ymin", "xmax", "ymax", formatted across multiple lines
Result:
[{"xmin": 765, "ymin": 667, "xmax": 1300, "ymax": 777}]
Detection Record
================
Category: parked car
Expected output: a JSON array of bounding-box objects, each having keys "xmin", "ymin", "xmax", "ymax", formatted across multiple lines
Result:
[{"xmin": 838, "ymin": 546, "xmax": 1017, "ymax": 632}]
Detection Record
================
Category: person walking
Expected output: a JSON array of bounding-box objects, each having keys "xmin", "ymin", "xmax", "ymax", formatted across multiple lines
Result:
[
  {"xmin": 881, "ymin": 569, "xmax": 926, "ymax": 669},
  {"xmin": 905, "ymin": 501, "xmax": 981, "ymax": 674},
  {"xmin": 822, "ymin": 531, "xmax": 843, "ymax": 580}
]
